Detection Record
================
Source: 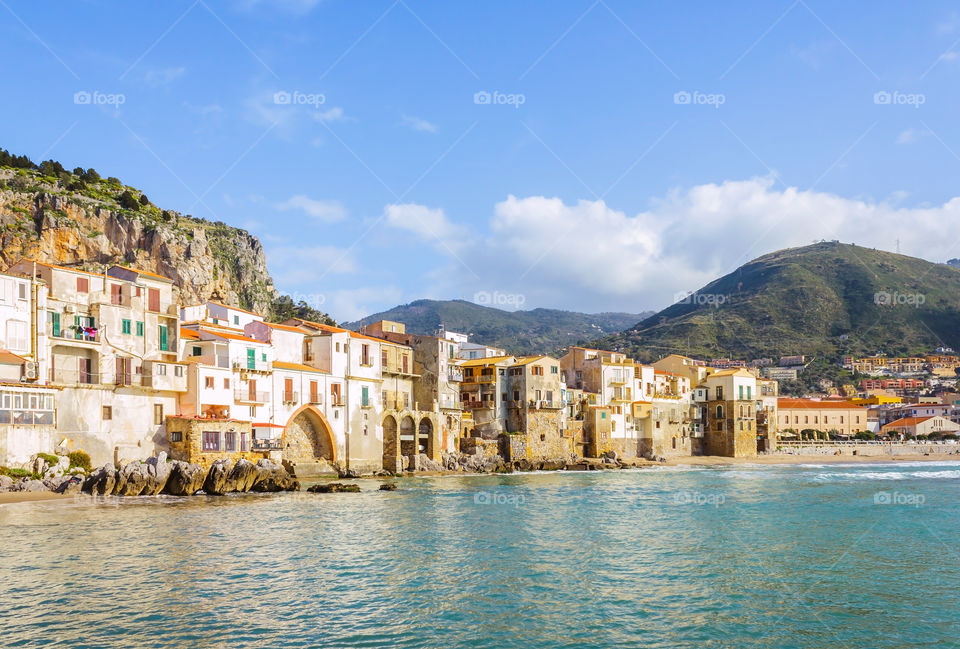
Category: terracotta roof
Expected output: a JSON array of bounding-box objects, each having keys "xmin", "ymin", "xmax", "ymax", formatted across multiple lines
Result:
[
  {"xmin": 459, "ymin": 355, "xmax": 514, "ymax": 367},
  {"xmin": 10, "ymin": 258, "xmax": 104, "ymax": 278},
  {"xmin": 272, "ymin": 360, "xmax": 328, "ymax": 374},
  {"xmin": 0, "ymin": 349, "xmax": 26, "ymax": 365},
  {"xmin": 180, "ymin": 329, "xmax": 200, "ymax": 340},
  {"xmin": 778, "ymin": 398, "xmax": 867, "ymax": 410},
  {"xmin": 883, "ymin": 416, "xmax": 936, "ymax": 428},
  {"xmin": 180, "ymin": 320, "xmax": 246, "ymax": 333},
  {"xmin": 199, "ymin": 328, "xmax": 264, "ymax": 345},
  {"xmin": 109, "ymin": 264, "xmax": 174, "ymax": 283},
  {"xmin": 511, "ymin": 355, "xmax": 547, "ymax": 366},
  {"xmin": 252, "ymin": 422, "xmax": 284, "ymax": 428},
  {"xmin": 264, "ymin": 322, "xmax": 307, "ymax": 334},
  {"xmin": 710, "ymin": 368, "xmax": 754, "ymax": 377}
]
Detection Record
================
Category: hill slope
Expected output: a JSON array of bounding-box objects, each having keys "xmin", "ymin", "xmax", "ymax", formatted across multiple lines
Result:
[
  {"xmin": 595, "ymin": 242, "xmax": 960, "ymax": 362},
  {"xmin": 345, "ymin": 299, "xmax": 652, "ymax": 355},
  {"xmin": 0, "ymin": 148, "xmax": 333, "ymax": 324}
]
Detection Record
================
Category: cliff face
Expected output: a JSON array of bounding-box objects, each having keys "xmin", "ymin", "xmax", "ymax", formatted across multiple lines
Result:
[{"xmin": 0, "ymin": 168, "xmax": 276, "ymax": 314}]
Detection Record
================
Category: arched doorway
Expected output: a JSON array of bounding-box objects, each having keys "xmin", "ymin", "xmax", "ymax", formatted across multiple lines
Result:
[
  {"xmin": 283, "ymin": 405, "xmax": 337, "ymax": 464},
  {"xmin": 418, "ymin": 417, "xmax": 435, "ymax": 458},
  {"xmin": 382, "ymin": 414, "xmax": 400, "ymax": 472},
  {"xmin": 399, "ymin": 415, "xmax": 416, "ymax": 461}
]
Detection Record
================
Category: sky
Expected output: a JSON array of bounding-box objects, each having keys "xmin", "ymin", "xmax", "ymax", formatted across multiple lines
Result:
[{"xmin": 3, "ymin": 1, "xmax": 960, "ymax": 321}]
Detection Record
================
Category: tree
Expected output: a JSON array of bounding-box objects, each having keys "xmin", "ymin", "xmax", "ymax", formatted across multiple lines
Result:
[
  {"xmin": 854, "ymin": 431, "xmax": 876, "ymax": 441},
  {"xmin": 117, "ymin": 190, "xmax": 140, "ymax": 210},
  {"xmin": 139, "ymin": 193, "xmax": 150, "ymax": 206},
  {"xmin": 268, "ymin": 294, "xmax": 336, "ymax": 326},
  {"xmin": 80, "ymin": 168, "xmax": 100, "ymax": 183}
]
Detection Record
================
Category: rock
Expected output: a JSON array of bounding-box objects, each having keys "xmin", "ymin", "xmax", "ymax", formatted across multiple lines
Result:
[
  {"xmin": 42, "ymin": 476, "xmax": 66, "ymax": 491},
  {"xmin": 18, "ymin": 479, "xmax": 48, "ymax": 492},
  {"xmin": 56, "ymin": 475, "xmax": 84, "ymax": 495},
  {"xmin": 251, "ymin": 459, "xmax": 299, "ymax": 492},
  {"xmin": 32, "ymin": 457, "xmax": 47, "ymax": 476},
  {"xmin": 418, "ymin": 453, "xmax": 444, "ymax": 472},
  {"xmin": 85, "ymin": 463, "xmax": 118, "ymax": 496},
  {"xmin": 337, "ymin": 466, "xmax": 361, "ymax": 479},
  {"xmin": 202, "ymin": 459, "xmax": 234, "ymax": 495},
  {"xmin": 540, "ymin": 459, "xmax": 566, "ymax": 471},
  {"xmin": 379, "ymin": 483, "xmax": 398, "ymax": 491},
  {"xmin": 141, "ymin": 454, "xmax": 172, "ymax": 496},
  {"xmin": 163, "ymin": 461, "xmax": 206, "ymax": 496},
  {"xmin": 0, "ymin": 475, "xmax": 13, "ymax": 492},
  {"xmin": 228, "ymin": 459, "xmax": 258, "ymax": 493},
  {"xmin": 115, "ymin": 462, "xmax": 150, "ymax": 496},
  {"xmin": 307, "ymin": 482, "xmax": 360, "ymax": 493}
]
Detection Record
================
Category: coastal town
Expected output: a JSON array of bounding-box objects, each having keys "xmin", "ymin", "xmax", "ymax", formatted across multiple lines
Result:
[{"xmin": 1, "ymin": 258, "xmax": 959, "ymax": 488}]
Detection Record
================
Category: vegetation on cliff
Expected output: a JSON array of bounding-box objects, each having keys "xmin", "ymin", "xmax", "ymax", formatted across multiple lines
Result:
[{"xmin": 0, "ymin": 147, "xmax": 334, "ymax": 324}]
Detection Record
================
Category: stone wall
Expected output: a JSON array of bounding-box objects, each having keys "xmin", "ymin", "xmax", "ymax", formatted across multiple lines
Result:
[{"xmin": 166, "ymin": 417, "xmax": 264, "ymax": 468}]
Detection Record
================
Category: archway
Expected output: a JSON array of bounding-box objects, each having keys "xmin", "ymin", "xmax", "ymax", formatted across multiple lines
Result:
[
  {"xmin": 399, "ymin": 415, "xmax": 416, "ymax": 460},
  {"xmin": 382, "ymin": 414, "xmax": 400, "ymax": 472},
  {"xmin": 283, "ymin": 405, "xmax": 337, "ymax": 464},
  {"xmin": 418, "ymin": 417, "xmax": 435, "ymax": 458}
]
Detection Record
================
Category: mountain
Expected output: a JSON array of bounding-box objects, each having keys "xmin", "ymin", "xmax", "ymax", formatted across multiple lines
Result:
[
  {"xmin": 345, "ymin": 299, "xmax": 653, "ymax": 355},
  {"xmin": 0, "ymin": 148, "xmax": 333, "ymax": 324},
  {"xmin": 595, "ymin": 242, "xmax": 960, "ymax": 362}
]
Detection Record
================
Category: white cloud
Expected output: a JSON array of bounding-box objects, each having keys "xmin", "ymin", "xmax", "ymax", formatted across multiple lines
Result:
[
  {"xmin": 384, "ymin": 203, "xmax": 466, "ymax": 251},
  {"xmin": 268, "ymin": 245, "xmax": 356, "ymax": 287},
  {"xmin": 896, "ymin": 128, "xmax": 931, "ymax": 144},
  {"xmin": 401, "ymin": 114, "xmax": 438, "ymax": 133},
  {"xmin": 391, "ymin": 178, "xmax": 960, "ymax": 313},
  {"xmin": 313, "ymin": 106, "xmax": 347, "ymax": 123},
  {"xmin": 276, "ymin": 195, "xmax": 346, "ymax": 223},
  {"xmin": 143, "ymin": 66, "xmax": 185, "ymax": 86},
  {"xmin": 237, "ymin": 0, "xmax": 323, "ymax": 13}
]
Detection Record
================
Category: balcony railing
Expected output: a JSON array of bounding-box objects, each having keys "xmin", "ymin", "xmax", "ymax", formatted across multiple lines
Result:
[
  {"xmin": 49, "ymin": 368, "xmax": 102, "ymax": 385},
  {"xmin": 234, "ymin": 389, "xmax": 270, "ymax": 403},
  {"xmin": 252, "ymin": 439, "xmax": 282, "ymax": 451},
  {"xmin": 282, "ymin": 391, "xmax": 298, "ymax": 405},
  {"xmin": 49, "ymin": 326, "xmax": 100, "ymax": 344},
  {"xmin": 447, "ymin": 368, "xmax": 464, "ymax": 382}
]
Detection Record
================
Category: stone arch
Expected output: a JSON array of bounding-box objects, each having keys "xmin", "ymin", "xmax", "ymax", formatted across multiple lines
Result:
[
  {"xmin": 418, "ymin": 417, "xmax": 435, "ymax": 458},
  {"xmin": 283, "ymin": 405, "xmax": 337, "ymax": 463},
  {"xmin": 382, "ymin": 414, "xmax": 400, "ymax": 472},
  {"xmin": 399, "ymin": 415, "xmax": 416, "ymax": 459}
]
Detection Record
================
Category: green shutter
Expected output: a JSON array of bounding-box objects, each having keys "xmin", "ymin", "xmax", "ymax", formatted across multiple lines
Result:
[
  {"xmin": 362, "ymin": 386, "xmax": 369, "ymax": 406},
  {"xmin": 247, "ymin": 348, "xmax": 256, "ymax": 369},
  {"xmin": 51, "ymin": 312, "xmax": 61, "ymax": 337},
  {"xmin": 122, "ymin": 319, "xmax": 131, "ymax": 335},
  {"xmin": 159, "ymin": 325, "xmax": 168, "ymax": 351},
  {"xmin": 136, "ymin": 321, "xmax": 144, "ymax": 337}
]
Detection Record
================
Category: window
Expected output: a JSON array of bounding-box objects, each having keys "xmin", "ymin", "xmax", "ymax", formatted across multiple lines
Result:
[
  {"xmin": 17, "ymin": 282, "xmax": 26, "ymax": 300},
  {"xmin": 102, "ymin": 406, "xmax": 112, "ymax": 420},
  {"xmin": 513, "ymin": 390, "xmax": 520, "ymax": 401},
  {"xmin": 382, "ymin": 349, "xmax": 388, "ymax": 366},
  {"xmin": 361, "ymin": 344, "xmax": 370, "ymax": 365},
  {"xmin": 205, "ymin": 376, "xmax": 214, "ymax": 389},
  {"xmin": 6, "ymin": 320, "xmax": 27, "ymax": 351},
  {"xmin": 403, "ymin": 392, "xmax": 410, "ymax": 407},
  {"xmin": 310, "ymin": 381, "xmax": 319, "ymax": 403},
  {"xmin": 174, "ymin": 365, "xmax": 183, "ymax": 377},
  {"xmin": 261, "ymin": 353, "xmax": 266, "ymax": 362},
  {"xmin": 335, "ymin": 342, "xmax": 340, "ymax": 353},
  {"xmin": 192, "ymin": 346, "xmax": 202, "ymax": 356},
  {"xmin": 153, "ymin": 404, "xmax": 163, "ymax": 425},
  {"xmin": 77, "ymin": 277, "xmax": 89, "ymax": 293},
  {"xmin": 148, "ymin": 288, "xmax": 160, "ymax": 312},
  {"xmin": 249, "ymin": 406, "xmax": 256, "ymax": 417},
  {"xmin": 716, "ymin": 405, "xmax": 724, "ymax": 419},
  {"xmin": 240, "ymin": 433, "xmax": 248, "ymax": 452},
  {"xmin": 224, "ymin": 431, "xmax": 237, "ymax": 452},
  {"xmin": 738, "ymin": 385, "xmax": 744, "ymax": 400},
  {"xmin": 285, "ymin": 378, "xmax": 294, "ymax": 402},
  {"xmin": 362, "ymin": 386, "xmax": 369, "ymax": 406},
  {"xmin": 224, "ymin": 378, "xmax": 230, "ymax": 389},
  {"xmin": 747, "ymin": 386, "xmax": 752, "ymax": 400},
  {"xmin": 170, "ymin": 431, "xmax": 182, "ymax": 442},
  {"xmin": 234, "ymin": 315, "xmax": 240, "ymax": 325},
  {"xmin": 121, "ymin": 319, "xmax": 132, "ymax": 335},
  {"xmin": 331, "ymin": 383, "xmax": 342, "ymax": 405},
  {"xmin": 716, "ymin": 387, "xmax": 723, "ymax": 400},
  {"xmin": 202, "ymin": 431, "xmax": 220, "ymax": 451},
  {"xmin": 157, "ymin": 364, "xmax": 166, "ymax": 376},
  {"xmin": 158, "ymin": 325, "xmax": 168, "ymax": 351},
  {"xmin": 136, "ymin": 321, "xmax": 144, "ymax": 337},
  {"xmin": 532, "ymin": 366, "xmax": 543, "ymax": 376},
  {"xmin": 551, "ymin": 366, "xmax": 558, "ymax": 374}
]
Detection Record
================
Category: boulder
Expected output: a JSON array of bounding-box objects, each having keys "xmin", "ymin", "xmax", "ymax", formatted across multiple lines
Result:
[
  {"xmin": 512, "ymin": 458, "xmax": 536, "ymax": 472},
  {"xmin": 337, "ymin": 466, "xmax": 361, "ymax": 479},
  {"xmin": 42, "ymin": 476, "xmax": 66, "ymax": 492},
  {"xmin": 202, "ymin": 459, "xmax": 234, "ymax": 495},
  {"xmin": 85, "ymin": 463, "xmax": 118, "ymax": 496},
  {"xmin": 56, "ymin": 475, "xmax": 84, "ymax": 495},
  {"xmin": 251, "ymin": 459, "xmax": 298, "ymax": 492},
  {"xmin": 31, "ymin": 456, "xmax": 47, "ymax": 476},
  {"xmin": 163, "ymin": 461, "xmax": 206, "ymax": 496},
  {"xmin": 18, "ymin": 479, "xmax": 48, "ymax": 492},
  {"xmin": 418, "ymin": 453, "xmax": 444, "ymax": 472},
  {"xmin": 307, "ymin": 482, "xmax": 360, "ymax": 493},
  {"xmin": 228, "ymin": 459, "xmax": 258, "ymax": 493},
  {"xmin": 379, "ymin": 483, "xmax": 398, "ymax": 491},
  {"xmin": 141, "ymin": 454, "xmax": 172, "ymax": 496},
  {"xmin": 0, "ymin": 475, "xmax": 14, "ymax": 492},
  {"xmin": 115, "ymin": 462, "xmax": 150, "ymax": 496},
  {"xmin": 539, "ymin": 459, "xmax": 566, "ymax": 471}
]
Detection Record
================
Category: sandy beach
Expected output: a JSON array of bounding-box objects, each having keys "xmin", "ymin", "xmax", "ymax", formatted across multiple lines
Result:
[
  {"xmin": 0, "ymin": 491, "xmax": 70, "ymax": 506},
  {"xmin": 668, "ymin": 453, "xmax": 960, "ymax": 466}
]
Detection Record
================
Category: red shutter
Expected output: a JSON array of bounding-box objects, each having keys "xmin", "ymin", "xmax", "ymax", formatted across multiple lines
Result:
[{"xmin": 148, "ymin": 288, "xmax": 160, "ymax": 312}]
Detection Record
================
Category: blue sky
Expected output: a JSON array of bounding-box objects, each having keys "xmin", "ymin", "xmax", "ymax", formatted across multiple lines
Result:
[{"xmin": 3, "ymin": 0, "xmax": 960, "ymax": 321}]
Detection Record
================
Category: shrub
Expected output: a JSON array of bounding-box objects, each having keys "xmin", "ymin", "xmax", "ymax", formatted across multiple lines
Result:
[
  {"xmin": 854, "ymin": 431, "xmax": 876, "ymax": 441},
  {"xmin": 139, "ymin": 193, "xmax": 150, "ymax": 206},
  {"xmin": 36, "ymin": 452, "xmax": 59, "ymax": 466},
  {"xmin": 67, "ymin": 450, "xmax": 92, "ymax": 472},
  {"xmin": 118, "ymin": 190, "xmax": 140, "ymax": 210},
  {"xmin": 0, "ymin": 466, "xmax": 34, "ymax": 479}
]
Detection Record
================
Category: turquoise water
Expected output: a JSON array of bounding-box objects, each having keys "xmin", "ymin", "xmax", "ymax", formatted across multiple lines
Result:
[{"xmin": 2, "ymin": 462, "xmax": 959, "ymax": 648}]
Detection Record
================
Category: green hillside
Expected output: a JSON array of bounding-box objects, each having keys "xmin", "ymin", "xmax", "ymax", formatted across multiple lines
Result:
[
  {"xmin": 345, "ymin": 299, "xmax": 652, "ymax": 356},
  {"xmin": 595, "ymin": 242, "xmax": 960, "ymax": 362}
]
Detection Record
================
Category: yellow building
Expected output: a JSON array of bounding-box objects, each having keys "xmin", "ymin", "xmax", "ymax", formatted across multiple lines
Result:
[{"xmin": 777, "ymin": 399, "xmax": 869, "ymax": 436}]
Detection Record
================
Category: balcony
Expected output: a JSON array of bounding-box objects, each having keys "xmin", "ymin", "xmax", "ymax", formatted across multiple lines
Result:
[
  {"xmin": 235, "ymin": 389, "xmax": 270, "ymax": 403},
  {"xmin": 49, "ymin": 325, "xmax": 100, "ymax": 345},
  {"xmin": 232, "ymin": 360, "xmax": 270, "ymax": 373},
  {"xmin": 282, "ymin": 391, "xmax": 299, "ymax": 405},
  {"xmin": 447, "ymin": 368, "xmax": 464, "ymax": 382},
  {"xmin": 307, "ymin": 395, "xmax": 322, "ymax": 405},
  {"xmin": 252, "ymin": 439, "xmax": 282, "ymax": 451},
  {"xmin": 49, "ymin": 368, "xmax": 102, "ymax": 386}
]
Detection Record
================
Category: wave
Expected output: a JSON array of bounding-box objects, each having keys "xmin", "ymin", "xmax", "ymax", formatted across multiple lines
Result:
[{"xmin": 813, "ymin": 470, "xmax": 960, "ymax": 481}]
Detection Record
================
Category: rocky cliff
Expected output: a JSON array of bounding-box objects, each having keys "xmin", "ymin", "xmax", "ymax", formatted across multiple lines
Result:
[{"xmin": 0, "ymin": 164, "xmax": 277, "ymax": 314}]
